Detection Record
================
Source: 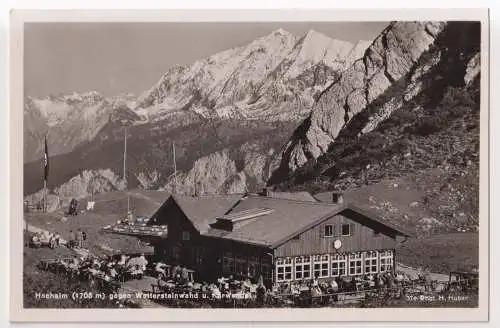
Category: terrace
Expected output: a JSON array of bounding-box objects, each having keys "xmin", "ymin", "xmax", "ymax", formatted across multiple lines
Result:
[{"xmin": 101, "ymin": 217, "xmax": 168, "ymax": 238}]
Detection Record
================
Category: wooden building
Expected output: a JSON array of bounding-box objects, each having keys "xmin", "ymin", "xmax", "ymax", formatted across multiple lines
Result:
[{"xmin": 103, "ymin": 191, "xmax": 411, "ymax": 287}]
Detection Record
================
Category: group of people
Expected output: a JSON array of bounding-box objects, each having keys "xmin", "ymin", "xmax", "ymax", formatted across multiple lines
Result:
[
  {"xmin": 153, "ymin": 264, "xmax": 268, "ymax": 303},
  {"xmin": 30, "ymin": 231, "xmax": 61, "ymax": 249},
  {"xmin": 40, "ymin": 253, "xmax": 150, "ymax": 284},
  {"xmin": 275, "ymin": 271, "xmax": 419, "ymax": 298},
  {"xmin": 28, "ymin": 228, "xmax": 88, "ymax": 250}
]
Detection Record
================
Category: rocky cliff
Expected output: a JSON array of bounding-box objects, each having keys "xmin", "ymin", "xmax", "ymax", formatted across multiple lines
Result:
[
  {"xmin": 24, "ymin": 169, "xmax": 125, "ymax": 212},
  {"xmin": 271, "ymin": 22, "xmax": 447, "ymax": 178},
  {"xmin": 162, "ymin": 141, "xmax": 278, "ymax": 195}
]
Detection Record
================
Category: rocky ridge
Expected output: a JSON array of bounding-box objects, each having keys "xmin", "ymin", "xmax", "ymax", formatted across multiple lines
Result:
[{"xmin": 271, "ymin": 22, "xmax": 446, "ymax": 176}]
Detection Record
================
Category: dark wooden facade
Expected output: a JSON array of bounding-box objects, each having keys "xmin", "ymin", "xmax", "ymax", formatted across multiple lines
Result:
[
  {"xmin": 148, "ymin": 197, "xmax": 274, "ymax": 285},
  {"xmin": 139, "ymin": 196, "xmax": 407, "ymax": 287},
  {"xmin": 274, "ymin": 212, "xmax": 398, "ymax": 257}
]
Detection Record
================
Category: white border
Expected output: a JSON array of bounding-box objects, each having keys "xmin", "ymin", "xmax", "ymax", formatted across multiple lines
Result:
[{"xmin": 7, "ymin": 7, "xmax": 490, "ymax": 323}]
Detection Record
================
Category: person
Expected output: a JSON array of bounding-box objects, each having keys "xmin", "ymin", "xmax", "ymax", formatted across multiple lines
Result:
[
  {"xmin": 139, "ymin": 253, "xmax": 148, "ymax": 271},
  {"xmin": 54, "ymin": 232, "xmax": 61, "ymax": 247},
  {"xmin": 76, "ymin": 229, "xmax": 83, "ymax": 248},
  {"xmin": 155, "ymin": 262, "xmax": 167, "ymax": 279},
  {"xmin": 172, "ymin": 264, "xmax": 182, "ymax": 281},
  {"xmin": 127, "ymin": 211, "xmax": 135, "ymax": 224},
  {"xmin": 31, "ymin": 233, "xmax": 41, "ymax": 248},
  {"xmin": 48, "ymin": 233, "xmax": 56, "ymax": 249},
  {"xmin": 180, "ymin": 266, "xmax": 189, "ymax": 284},
  {"xmin": 68, "ymin": 230, "xmax": 76, "ymax": 248}
]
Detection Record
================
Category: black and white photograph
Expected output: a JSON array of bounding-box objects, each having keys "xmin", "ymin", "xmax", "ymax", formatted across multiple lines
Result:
[{"xmin": 9, "ymin": 8, "xmax": 490, "ymax": 322}]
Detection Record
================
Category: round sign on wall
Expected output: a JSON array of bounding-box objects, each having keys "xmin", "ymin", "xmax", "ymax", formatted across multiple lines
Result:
[{"xmin": 334, "ymin": 239, "xmax": 342, "ymax": 249}]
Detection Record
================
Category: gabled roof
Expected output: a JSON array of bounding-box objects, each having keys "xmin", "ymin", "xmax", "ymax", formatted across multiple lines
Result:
[
  {"xmin": 103, "ymin": 192, "xmax": 412, "ymax": 247},
  {"xmin": 204, "ymin": 195, "xmax": 345, "ymax": 247}
]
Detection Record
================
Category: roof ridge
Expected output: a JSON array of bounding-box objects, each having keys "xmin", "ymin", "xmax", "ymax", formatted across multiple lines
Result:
[
  {"xmin": 245, "ymin": 194, "xmax": 343, "ymax": 207},
  {"xmin": 174, "ymin": 193, "xmax": 246, "ymax": 199}
]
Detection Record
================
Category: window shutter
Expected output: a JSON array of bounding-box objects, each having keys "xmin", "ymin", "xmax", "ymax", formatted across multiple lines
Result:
[
  {"xmin": 319, "ymin": 225, "xmax": 324, "ymax": 238},
  {"xmin": 350, "ymin": 223, "xmax": 356, "ymax": 236}
]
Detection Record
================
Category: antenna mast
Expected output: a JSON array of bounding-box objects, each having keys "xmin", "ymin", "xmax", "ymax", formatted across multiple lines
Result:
[{"xmin": 173, "ymin": 141, "xmax": 177, "ymax": 194}]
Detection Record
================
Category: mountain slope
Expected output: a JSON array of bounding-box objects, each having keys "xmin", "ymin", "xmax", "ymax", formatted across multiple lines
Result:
[
  {"xmin": 270, "ymin": 21, "xmax": 481, "ymax": 234},
  {"xmin": 24, "ymin": 92, "xmax": 140, "ymax": 162}
]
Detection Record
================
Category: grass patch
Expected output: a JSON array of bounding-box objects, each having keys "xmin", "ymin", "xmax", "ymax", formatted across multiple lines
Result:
[{"xmin": 396, "ymin": 232, "xmax": 479, "ymax": 274}]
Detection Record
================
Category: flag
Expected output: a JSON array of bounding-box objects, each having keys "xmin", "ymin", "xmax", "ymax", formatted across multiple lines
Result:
[{"xmin": 43, "ymin": 136, "xmax": 49, "ymax": 182}]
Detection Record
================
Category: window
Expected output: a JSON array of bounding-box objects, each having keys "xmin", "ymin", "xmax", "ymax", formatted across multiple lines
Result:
[
  {"xmin": 331, "ymin": 254, "xmax": 347, "ymax": 277},
  {"xmin": 313, "ymin": 255, "xmax": 330, "ymax": 278},
  {"xmin": 235, "ymin": 255, "xmax": 247, "ymax": 276},
  {"xmin": 223, "ymin": 252, "xmax": 235, "ymax": 274},
  {"xmin": 294, "ymin": 256, "xmax": 311, "ymax": 280},
  {"xmin": 364, "ymin": 251, "xmax": 378, "ymax": 274},
  {"xmin": 342, "ymin": 224, "xmax": 352, "ymax": 236},
  {"xmin": 380, "ymin": 250, "xmax": 394, "ymax": 273},
  {"xmin": 248, "ymin": 256, "xmax": 260, "ymax": 277},
  {"xmin": 276, "ymin": 257, "xmax": 293, "ymax": 282},
  {"xmin": 182, "ymin": 231, "xmax": 190, "ymax": 241},
  {"xmin": 324, "ymin": 225, "xmax": 334, "ymax": 237},
  {"xmin": 261, "ymin": 263, "xmax": 272, "ymax": 281},
  {"xmin": 171, "ymin": 245, "xmax": 181, "ymax": 261},
  {"xmin": 349, "ymin": 252, "xmax": 363, "ymax": 276},
  {"xmin": 194, "ymin": 247, "xmax": 204, "ymax": 265}
]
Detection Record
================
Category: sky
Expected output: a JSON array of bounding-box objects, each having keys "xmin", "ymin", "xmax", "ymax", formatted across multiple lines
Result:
[{"xmin": 24, "ymin": 22, "xmax": 389, "ymax": 98}]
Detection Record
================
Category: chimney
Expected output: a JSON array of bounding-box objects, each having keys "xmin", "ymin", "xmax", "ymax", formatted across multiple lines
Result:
[
  {"xmin": 260, "ymin": 187, "xmax": 275, "ymax": 197},
  {"xmin": 332, "ymin": 192, "xmax": 344, "ymax": 205}
]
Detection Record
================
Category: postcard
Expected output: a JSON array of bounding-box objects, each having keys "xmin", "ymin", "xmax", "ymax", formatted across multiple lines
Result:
[{"xmin": 9, "ymin": 8, "xmax": 490, "ymax": 322}]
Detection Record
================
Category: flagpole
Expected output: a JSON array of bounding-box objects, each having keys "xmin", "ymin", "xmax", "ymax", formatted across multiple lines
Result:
[
  {"xmin": 44, "ymin": 180, "xmax": 47, "ymax": 213},
  {"xmin": 43, "ymin": 134, "xmax": 49, "ymax": 213},
  {"xmin": 123, "ymin": 126, "xmax": 130, "ymax": 215}
]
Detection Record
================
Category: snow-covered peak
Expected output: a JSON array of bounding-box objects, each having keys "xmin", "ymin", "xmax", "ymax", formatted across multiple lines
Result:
[
  {"xmin": 297, "ymin": 29, "xmax": 354, "ymax": 63},
  {"xmin": 135, "ymin": 27, "xmax": 371, "ymax": 123},
  {"xmin": 273, "ymin": 28, "xmax": 291, "ymax": 36}
]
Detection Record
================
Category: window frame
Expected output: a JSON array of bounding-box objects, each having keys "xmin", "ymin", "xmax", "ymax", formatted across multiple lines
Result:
[
  {"xmin": 171, "ymin": 245, "xmax": 181, "ymax": 261},
  {"xmin": 380, "ymin": 250, "xmax": 394, "ymax": 273},
  {"xmin": 276, "ymin": 257, "xmax": 293, "ymax": 282},
  {"xmin": 348, "ymin": 252, "xmax": 363, "ymax": 276},
  {"xmin": 182, "ymin": 231, "xmax": 190, "ymax": 241},
  {"xmin": 248, "ymin": 256, "xmax": 260, "ymax": 277},
  {"xmin": 324, "ymin": 224, "xmax": 334, "ymax": 237},
  {"xmin": 331, "ymin": 254, "xmax": 347, "ymax": 277},
  {"xmin": 222, "ymin": 252, "xmax": 235, "ymax": 274},
  {"xmin": 294, "ymin": 256, "xmax": 311, "ymax": 280},
  {"xmin": 313, "ymin": 254, "xmax": 330, "ymax": 279},
  {"xmin": 341, "ymin": 224, "xmax": 351, "ymax": 236},
  {"xmin": 235, "ymin": 254, "xmax": 247, "ymax": 276},
  {"xmin": 364, "ymin": 251, "xmax": 379, "ymax": 274}
]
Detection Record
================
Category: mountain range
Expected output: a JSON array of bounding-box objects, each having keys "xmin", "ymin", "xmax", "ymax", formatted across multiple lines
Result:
[{"xmin": 24, "ymin": 28, "xmax": 372, "ymax": 202}]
